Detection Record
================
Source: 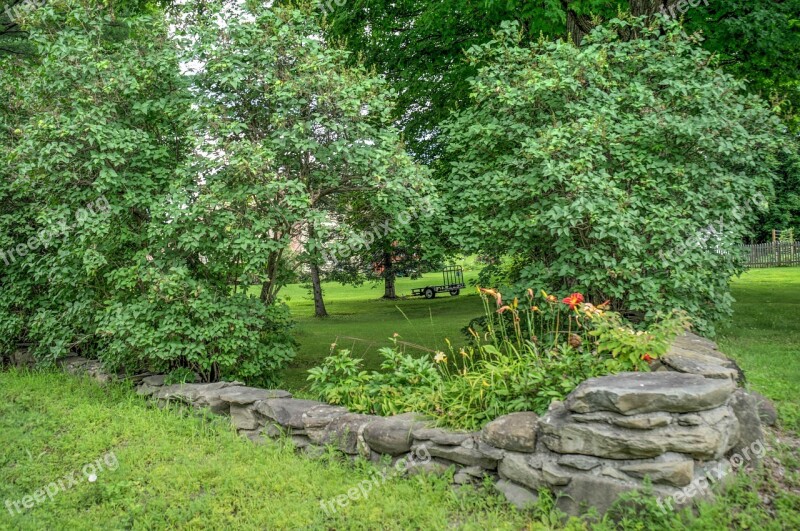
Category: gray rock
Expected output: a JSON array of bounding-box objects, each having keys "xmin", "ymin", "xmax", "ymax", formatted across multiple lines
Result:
[
  {"xmin": 540, "ymin": 402, "xmax": 738, "ymax": 460},
  {"xmin": 494, "ymin": 479, "xmax": 538, "ymax": 509},
  {"xmin": 557, "ymin": 454, "xmax": 603, "ymax": 471},
  {"xmin": 193, "ymin": 383, "xmax": 241, "ymax": 415},
  {"xmin": 230, "ymin": 404, "xmax": 261, "ymax": 430},
  {"xmin": 290, "ymin": 435, "xmax": 312, "ymax": 449},
  {"xmin": 362, "ymin": 413, "xmax": 429, "ymax": 456},
  {"xmin": 460, "ymin": 465, "xmax": 489, "ymax": 478},
  {"xmin": 255, "ymin": 398, "xmax": 328, "ymax": 429},
  {"xmin": 454, "ymin": 469, "xmax": 478, "ymax": 485},
  {"xmin": 239, "ymin": 428, "xmax": 265, "ymax": 445},
  {"xmin": 302, "ymin": 404, "xmax": 350, "ymax": 430},
  {"xmin": 412, "ymin": 427, "xmax": 475, "ymax": 446},
  {"xmin": 566, "ymin": 372, "xmax": 735, "ymax": 416},
  {"xmin": 572, "ymin": 411, "xmax": 673, "ymax": 430},
  {"xmin": 417, "ymin": 442, "xmax": 498, "ymax": 469},
  {"xmin": 136, "ymin": 384, "xmax": 159, "ymax": 397},
  {"xmin": 142, "ymin": 374, "xmax": 166, "ymax": 387},
  {"xmin": 476, "ymin": 440, "xmax": 505, "ymax": 460},
  {"xmin": 498, "ymin": 452, "xmax": 544, "ymax": 490},
  {"xmin": 217, "ymin": 386, "xmax": 292, "ymax": 405},
  {"xmin": 481, "ymin": 412, "xmax": 539, "ymax": 452},
  {"xmin": 600, "ymin": 466, "xmax": 631, "ymax": 482},
  {"xmin": 750, "ymin": 391, "xmax": 778, "ymax": 427},
  {"xmin": 620, "ymin": 456, "xmax": 694, "ymax": 487},
  {"xmin": 728, "ymin": 389, "xmax": 763, "ymax": 461},
  {"xmin": 541, "ymin": 463, "xmax": 573, "ymax": 486},
  {"xmin": 556, "ymin": 474, "xmax": 644, "ymax": 517},
  {"xmin": 406, "ymin": 459, "xmax": 454, "ymax": 477},
  {"xmin": 660, "ymin": 349, "xmax": 739, "ymax": 381},
  {"xmin": 672, "ymin": 332, "xmax": 725, "ymax": 357},
  {"xmin": 263, "ymin": 423, "xmax": 284, "ymax": 438},
  {"xmin": 308, "ymin": 413, "xmax": 378, "ymax": 455}
]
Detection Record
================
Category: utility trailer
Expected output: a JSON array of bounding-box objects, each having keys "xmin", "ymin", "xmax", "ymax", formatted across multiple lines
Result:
[{"xmin": 411, "ymin": 266, "xmax": 466, "ymax": 299}]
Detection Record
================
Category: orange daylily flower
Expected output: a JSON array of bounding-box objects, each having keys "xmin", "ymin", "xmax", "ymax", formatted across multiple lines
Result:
[{"xmin": 562, "ymin": 292, "xmax": 585, "ymax": 310}]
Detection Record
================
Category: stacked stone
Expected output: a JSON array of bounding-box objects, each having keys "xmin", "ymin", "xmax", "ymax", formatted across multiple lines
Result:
[
  {"xmin": 493, "ymin": 372, "xmax": 743, "ymax": 514},
  {"xmin": 56, "ymin": 332, "xmax": 775, "ymax": 516}
]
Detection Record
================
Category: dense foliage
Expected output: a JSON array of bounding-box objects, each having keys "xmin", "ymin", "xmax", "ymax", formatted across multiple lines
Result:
[
  {"xmin": 309, "ymin": 289, "xmax": 689, "ymax": 430},
  {"xmin": 440, "ymin": 17, "xmax": 783, "ymax": 334},
  {"xmin": 0, "ymin": 1, "xmax": 435, "ymax": 385}
]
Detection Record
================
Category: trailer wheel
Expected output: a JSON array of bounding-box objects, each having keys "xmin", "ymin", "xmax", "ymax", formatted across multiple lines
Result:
[
  {"xmin": 424, "ymin": 287, "xmax": 436, "ymax": 299},
  {"xmin": 449, "ymin": 289, "xmax": 460, "ymax": 296}
]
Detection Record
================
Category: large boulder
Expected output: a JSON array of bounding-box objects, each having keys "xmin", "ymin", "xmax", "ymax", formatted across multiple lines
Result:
[
  {"xmin": 481, "ymin": 412, "xmax": 538, "ymax": 453},
  {"xmin": 566, "ymin": 372, "xmax": 735, "ymax": 416}
]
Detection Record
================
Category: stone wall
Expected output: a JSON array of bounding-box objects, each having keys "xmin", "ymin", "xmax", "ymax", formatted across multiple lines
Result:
[{"xmin": 58, "ymin": 332, "xmax": 775, "ymax": 516}]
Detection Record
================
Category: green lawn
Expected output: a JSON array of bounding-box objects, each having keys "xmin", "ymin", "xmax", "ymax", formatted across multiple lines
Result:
[
  {"xmin": 717, "ymin": 267, "xmax": 800, "ymax": 432},
  {"xmin": 278, "ymin": 266, "xmax": 485, "ymax": 390},
  {"xmin": 0, "ymin": 372, "xmax": 535, "ymax": 530}
]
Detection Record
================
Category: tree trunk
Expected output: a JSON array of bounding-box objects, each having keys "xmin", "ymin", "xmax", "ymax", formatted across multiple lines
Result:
[
  {"xmin": 562, "ymin": 0, "xmax": 680, "ymax": 44},
  {"xmin": 382, "ymin": 251, "xmax": 397, "ymax": 299},
  {"xmin": 310, "ymin": 261, "xmax": 328, "ymax": 317}
]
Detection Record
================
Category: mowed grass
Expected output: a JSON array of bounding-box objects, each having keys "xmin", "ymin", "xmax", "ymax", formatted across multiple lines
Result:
[
  {"xmin": 717, "ymin": 267, "xmax": 800, "ymax": 432},
  {"xmin": 0, "ymin": 372, "xmax": 534, "ymax": 531},
  {"xmin": 278, "ymin": 267, "xmax": 485, "ymax": 390}
]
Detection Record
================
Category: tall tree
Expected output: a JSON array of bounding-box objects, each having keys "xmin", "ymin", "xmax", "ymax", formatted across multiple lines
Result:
[{"xmin": 171, "ymin": 1, "xmax": 432, "ymax": 316}]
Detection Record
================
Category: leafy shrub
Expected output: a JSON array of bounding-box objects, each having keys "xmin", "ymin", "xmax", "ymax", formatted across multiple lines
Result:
[
  {"xmin": 440, "ymin": 16, "xmax": 784, "ymax": 335},
  {"xmin": 99, "ymin": 265, "xmax": 295, "ymax": 387},
  {"xmin": 310, "ymin": 289, "xmax": 689, "ymax": 430},
  {"xmin": 0, "ymin": 3, "xmax": 301, "ymax": 386}
]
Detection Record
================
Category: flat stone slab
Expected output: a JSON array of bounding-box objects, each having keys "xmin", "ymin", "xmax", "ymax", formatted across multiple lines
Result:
[
  {"xmin": 142, "ymin": 374, "xmax": 167, "ymax": 387},
  {"xmin": 412, "ymin": 427, "xmax": 476, "ymax": 446},
  {"xmin": 255, "ymin": 399, "xmax": 327, "ymax": 429},
  {"xmin": 661, "ymin": 350, "xmax": 739, "ymax": 380},
  {"xmin": 671, "ymin": 332, "xmax": 724, "ymax": 359},
  {"xmin": 566, "ymin": 372, "xmax": 735, "ymax": 416},
  {"xmin": 415, "ymin": 442, "xmax": 498, "ymax": 469},
  {"xmin": 217, "ymin": 386, "xmax": 292, "ymax": 405}
]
